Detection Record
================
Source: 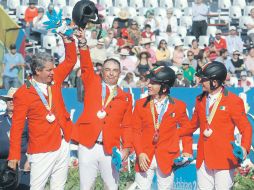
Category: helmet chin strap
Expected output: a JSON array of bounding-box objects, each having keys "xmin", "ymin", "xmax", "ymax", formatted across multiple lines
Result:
[{"xmin": 209, "ymin": 79, "xmax": 222, "ymax": 91}]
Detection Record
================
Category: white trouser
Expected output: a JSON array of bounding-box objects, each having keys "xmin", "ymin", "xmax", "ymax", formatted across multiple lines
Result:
[
  {"xmin": 134, "ymin": 156, "xmax": 174, "ymax": 190},
  {"xmin": 197, "ymin": 161, "xmax": 234, "ymax": 190},
  {"xmin": 78, "ymin": 144, "xmax": 119, "ymax": 190},
  {"xmin": 29, "ymin": 139, "xmax": 70, "ymax": 190}
]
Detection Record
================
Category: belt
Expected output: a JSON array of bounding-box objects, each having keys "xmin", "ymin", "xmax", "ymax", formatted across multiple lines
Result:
[{"xmin": 95, "ymin": 141, "xmax": 104, "ymax": 145}]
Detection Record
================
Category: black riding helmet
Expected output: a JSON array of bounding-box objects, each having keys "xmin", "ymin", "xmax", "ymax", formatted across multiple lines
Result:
[
  {"xmin": 0, "ymin": 161, "xmax": 19, "ymax": 190},
  {"xmin": 146, "ymin": 66, "xmax": 176, "ymax": 87},
  {"xmin": 72, "ymin": 0, "xmax": 101, "ymax": 28},
  {"xmin": 197, "ymin": 61, "xmax": 227, "ymax": 83}
]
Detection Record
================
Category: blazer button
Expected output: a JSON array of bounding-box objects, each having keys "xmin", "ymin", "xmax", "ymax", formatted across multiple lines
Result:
[{"xmin": 103, "ymin": 121, "xmax": 106, "ymax": 124}]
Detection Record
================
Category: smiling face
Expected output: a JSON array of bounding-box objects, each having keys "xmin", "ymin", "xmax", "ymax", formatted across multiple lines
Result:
[
  {"xmin": 101, "ymin": 60, "xmax": 121, "ymax": 85},
  {"xmin": 35, "ymin": 61, "xmax": 54, "ymax": 84}
]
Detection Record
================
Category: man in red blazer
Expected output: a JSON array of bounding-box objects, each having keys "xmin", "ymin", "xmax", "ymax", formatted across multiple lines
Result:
[
  {"xmin": 179, "ymin": 62, "xmax": 252, "ymax": 190},
  {"xmin": 7, "ymin": 34, "xmax": 77, "ymax": 190},
  {"xmin": 73, "ymin": 32, "xmax": 133, "ymax": 189},
  {"xmin": 132, "ymin": 66, "xmax": 193, "ymax": 189}
]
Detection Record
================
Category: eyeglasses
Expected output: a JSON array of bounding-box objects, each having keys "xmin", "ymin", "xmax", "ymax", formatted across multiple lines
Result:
[
  {"xmin": 131, "ymin": 23, "xmax": 137, "ymax": 25},
  {"xmin": 233, "ymin": 54, "xmax": 240, "ymax": 56},
  {"xmin": 187, "ymin": 54, "xmax": 193, "ymax": 56}
]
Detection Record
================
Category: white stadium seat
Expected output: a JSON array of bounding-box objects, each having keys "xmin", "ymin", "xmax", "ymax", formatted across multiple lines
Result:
[
  {"xmin": 184, "ymin": 36, "xmax": 196, "ymax": 48},
  {"xmin": 175, "ymin": 0, "xmax": 188, "ymax": 10},
  {"xmin": 108, "ymin": 6, "xmax": 120, "ymax": 16},
  {"xmin": 68, "ymin": 0, "xmax": 79, "ymax": 7},
  {"xmin": 129, "ymin": 0, "xmax": 144, "ymax": 9},
  {"xmin": 233, "ymin": 0, "xmax": 246, "ymax": 9},
  {"xmin": 38, "ymin": 0, "xmax": 51, "ymax": 8},
  {"xmin": 115, "ymin": 0, "xmax": 128, "ymax": 8},
  {"xmin": 16, "ymin": 5, "xmax": 27, "ymax": 19},
  {"xmin": 154, "ymin": 8, "xmax": 166, "ymax": 18},
  {"xmin": 180, "ymin": 16, "xmax": 192, "ymax": 29},
  {"xmin": 7, "ymin": 0, "xmax": 20, "ymax": 9},
  {"xmin": 198, "ymin": 35, "xmax": 209, "ymax": 48},
  {"xmin": 53, "ymin": 0, "xmax": 66, "ymax": 7},
  {"xmin": 43, "ymin": 35, "xmax": 57, "ymax": 50},
  {"xmin": 62, "ymin": 6, "xmax": 73, "ymax": 19},
  {"xmin": 160, "ymin": 0, "xmax": 173, "ymax": 9},
  {"xmin": 144, "ymin": 0, "xmax": 158, "ymax": 8},
  {"xmin": 244, "ymin": 6, "xmax": 254, "ymax": 16},
  {"xmin": 229, "ymin": 6, "xmax": 242, "ymax": 19},
  {"xmin": 218, "ymin": 0, "xmax": 231, "ymax": 10},
  {"xmin": 206, "ymin": 26, "xmax": 217, "ymax": 37},
  {"xmin": 99, "ymin": 0, "xmax": 113, "ymax": 9},
  {"xmin": 239, "ymin": 16, "xmax": 252, "ymax": 29}
]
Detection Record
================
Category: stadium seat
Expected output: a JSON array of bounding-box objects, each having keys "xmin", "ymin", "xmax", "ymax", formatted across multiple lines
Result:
[
  {"xmin": 53, "ymin": 0, "xmax": 66, "ymax": 7},
  {"xmin": 233, "ymin": 0, "xmax": 246, "ymax": 9},
  {"xmin": 99, "ymin": 0, "xmax": 113, "ymax": 9},
  {"xmin": 16, "ymin": 5, "xmax": 27, "ymax": 20},
  {"xmin": 38, "ymin": 0, "xmax": 51, "ymax": 8},
  {"xmin": 198, "ymin": 35, "xmax": 209, "ymax": 48},
  {"xmin": 126, "ymin": 7, "xmax": 137, "ymax": 18},
  {"xmin": 173, "ymin": 8, "xmax": 183, "ymax": 19},
  {"xmin": 155, "ymin": 35, "xmax": 168, "ymax": 46},
  {"xmin": 229, "ymin": 6, "xmax": 242, "ymax": 19},
  {"xmin": 129, "ymin": 0, "xmax": 144, "ymax": 9},
  {"xmin": 244, "ymin": 6, "xmax": 254, "ymax": 16},
  {"xmin": 68, "ymin": 0, "xmax": 79, "ymax": 7},
  {"xmin": 138, "ymin": 7, "xmax": 148, "ymax": 17},
  {"xmin": 85, "ymin": 30, "xmax": 91, "ymax": 40},
  {"xmin": 239, "ymin": 16, "xmax": 252, "ymax": 29},
  {"xmin": 184, "ymin": 7, "xmax": 192, "ymax": 17},
  {"xmin": 168, "ymin": 36, "xmax": 182, "ymax": 47},
  {"xmin": 218, "ymin": 0, "xmax": 231, "ymax": 10},
  {"xmin": 43, "ymin": 35, "xmax": 57, "ymax": 50},
  {"xmin": 104, "ymin": 16, "xmax": 115, "ymax": 28},
  {"xmin": 206, "ymin": 26, "xmax": 217, "ymax": 37},
  {"xmin": 179, "ymin": 16, "xmax": 192, "ymax": 29},
  {"xmin": 144, "ymin": 0, "xmax": 158, "ymax": 8},
  {"xmin": 175, "ymin": 0, "xmax": 188, "ymax": 10},
  {"xmin": 62, "ymin": 6, "xmax": 73, "ymax": 19},
  {"xmin": 22, "ymin": 0, "xmax": 30, "ymax": 5},
  {"xmin": 177, "ymin": 26, "xmax": 187, "ymax": 39},
  {"xmin": 108, "ymin": 6, "xmax": 120, "ymax": 16},
  {"xmin": 154, "ymin": 7, "xmax": 166, "ymax": 18},
  {"xmin": 134, "ymin": 16, "xmax": 146, "ymax": 29},
  {"xmin": 159, "ymin": 0, "xmax": 173, "ymax": 9},
  {"xmin": 183, "ymin": 36, "xmax": 196, "ymax": 48},
  {"xmin": 7, "ymin": 0, "xmax": 20, "ymax": 9},
  {"xmin": 115, "ymin": 0, "xmax": 128, "ymax": 8}
]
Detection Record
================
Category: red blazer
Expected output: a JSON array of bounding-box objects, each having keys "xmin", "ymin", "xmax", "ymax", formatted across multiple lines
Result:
[
  {"xmin": 73, "ymin": 49, "xmax": 133, "ymax": 154},
  {"xmin": 8, "ymin": 42, "xmax": 77, "ymax": 160},
  {"xmin": 132, "ymin": 97, "xmax": 193, "ymax": 175},
  {"xmin": 179, "ymin": 89, "xmax": 252, "ymax": 170}
]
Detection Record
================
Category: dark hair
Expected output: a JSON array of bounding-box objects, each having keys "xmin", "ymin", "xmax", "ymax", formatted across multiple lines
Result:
[
  {"xmin": 144, "ymin": 24, "xmax": 151, "ymax": 29},
  {"xmin": 196, "ymin": 49, "xmax": 205, "ymax": 60},
  {"xmin": 166, "ymin": 25, "xmax": 172, "ymax": 33},
  {"xmin": 31, "ymin": 52, "xmax": 54, "ymax": 75},
  {"xmin": 103, "ymin": 58, "xmax": 121, "ymax": 69},
  {"xmin": 192, "ymin": 39, "xmax": 197, "ymax": 44},
  {"xmin": 9, "ymin": 44, "xmax": 16, "ymax": 50},
  {"xmin": 219, "ymin": 48, "xmax": 227, "ymax": 56},
  {"xmin": 95, "ymin": 62, "xmax": 103, "ymax": 67},
  {"xmin": 157, "ymin": 39, "xmax": 167, "ymax": 49}
]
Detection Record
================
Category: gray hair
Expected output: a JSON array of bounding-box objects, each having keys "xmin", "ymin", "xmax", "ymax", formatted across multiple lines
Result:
[{"xmin": 31, "ymin": 52, "xmax": 54, "ymax": 75}]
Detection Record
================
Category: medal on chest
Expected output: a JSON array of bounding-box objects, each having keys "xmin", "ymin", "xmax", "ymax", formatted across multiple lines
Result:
[
  {"xmin": 98, "ymin": 81, "xmax": 117, "ymax": 119},
  {"xmin": 153, "ymin": 129, "xmax": 160, "ymax": 144}
]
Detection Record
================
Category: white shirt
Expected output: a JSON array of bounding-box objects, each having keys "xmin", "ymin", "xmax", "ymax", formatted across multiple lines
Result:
[
  {"xmin": 207, "ymin": 89, "xmax": 222, "ymax": 108},
  {"xmin": 160, "ymin": 16, "xmax": 178, "ymax": 33},
  {"xmin": 192, "ymin": 2, "xmax": 208, "ymax": 21},
  {"xmin": 226, "ymin": 35, "xmax": 244, "ymax": 54},
  {"xmin": 154, "ymin": 96, "xmax": 169, "ymax": 114},
  {"xmin": 247, "ymin": 17, "xmax": 254, "ymax": 35},
  {"xmin": 33, "ymin": 79, "xmax": 48, "ymax": 96}
]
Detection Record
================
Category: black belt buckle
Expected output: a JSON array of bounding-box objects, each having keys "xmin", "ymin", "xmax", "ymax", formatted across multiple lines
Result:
[{"xmin": 95, "ymin": 141, "xmax": 103, "ymax": 145}]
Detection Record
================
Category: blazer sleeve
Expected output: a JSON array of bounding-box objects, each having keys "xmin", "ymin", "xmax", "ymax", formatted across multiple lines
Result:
[
  {"xmin": 120, "ymin": 94, "xmax": 133, "ymax": 149},
  {"xmin": 230, "ymin": 97, "xmax": 252, "ymax": 153},
  {"xmin": 132, "ymin": 102, "xmax": 143, "ymax": 156},
  {"xmin": 178, "ymin": 102, "xmax": 193, "ymax": 155},
  {"xmin": 53, "ymin": 41, "xmax": 77, "ymax": 84},
  {"xmin": 8, "ymin": 91, "xmax": 29, "ymax": 160}
]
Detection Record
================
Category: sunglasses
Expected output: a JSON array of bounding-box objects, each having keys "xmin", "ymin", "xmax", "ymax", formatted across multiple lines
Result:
[
  {"xmin": 187, "ymin": 54, "xmax": 193, "ymax": 56},
  {"xmin": 233, "ymin": 54, "xmax": 240, "ymax": 56}
]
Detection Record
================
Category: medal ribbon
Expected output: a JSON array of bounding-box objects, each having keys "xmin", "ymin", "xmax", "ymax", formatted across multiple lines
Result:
[
  {"xmin": 206, "ymin": 93, "xmax": 223, "ymax": 126},
  {"xmin": 31, "ymin": 79, "xmax": 52, "ymax": 112},
  {"xmin": 101, "ymin": 81, "xmax": 117, "ymax": 110},
  {"xmin": 150, "ymin": 97, "xmax": 169, "ymax": 130}
]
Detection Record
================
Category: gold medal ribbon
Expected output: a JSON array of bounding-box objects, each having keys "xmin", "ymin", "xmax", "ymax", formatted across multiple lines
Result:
[
  {"xmin": 101, "ymin": 84, "xmax": 117, "ymax": 110},
  {"xmin": 206, "ymin": 93, "xmax": 223, "ymax": 125}
]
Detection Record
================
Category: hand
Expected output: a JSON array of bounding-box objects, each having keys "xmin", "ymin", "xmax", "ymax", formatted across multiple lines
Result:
[
  {"xmin": 182, "ymin": 152, "xmax": 193, "ymax": 158},
  {"xmin": 9, "ymin": 64, "xmax": 15, "ymax": 70},
  {"xmin": 8, "ymin": 159, "xmax": 19, "ymax": 170},
  {"xmin": 23, "ymin": 160, "xmax": 30, "ymax": 171},
  {"xmin": 74, "ymin": 28, "xmax": 87, "ymax": 49},
  {"xmin": 138, "ymin": 153, "xmax": 150, "ymax": 172},
  {"xmin": 121, "ymin": 148, "xmax": 130, "ymax": 161}
]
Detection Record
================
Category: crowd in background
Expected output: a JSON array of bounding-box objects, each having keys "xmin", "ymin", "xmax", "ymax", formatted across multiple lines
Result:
[{"xmin": 2, "ymin": 0, "xmax": 254, "ymax": 92}]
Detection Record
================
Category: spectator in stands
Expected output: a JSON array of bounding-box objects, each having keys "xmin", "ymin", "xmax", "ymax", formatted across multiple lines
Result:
[
  {"xmin": 141, "ymin": 38, "xmax": 157, "ymax": 64},
  {"xmin": 104, "ymin": 29, "xmax": 117, "ymax": 49},
  {"xmin": 190, "ymin": 39, "xmax": 201, "ymax": 59},
  {"xmin": 46, "ymin": 3, "xmax": 57, "ymax": 20},
  {"xmin": 191, "ymin": 0, "xmax": 208, "ymax": 40},
  {"xmin": 182, "ymin": 59, "xmax": 196, "ymax": 85},
  {"xmin": 172, "ymin": 42, "xmax": 184, "ymax": 68},
  {"xmin": 214, "ymin": 49, "xmax": 235, "ymax": 74},
  {"xmin": 119, "ymin": 48, "xmax": 137, "ymax": 74},
  {"xmin": 2, "ymin": 44, "xmax": 25, "ymax": 90},
  {"xmin": 174, "ymin": 68, "xmax": 191, "ymax": 87},
  {"xmin": 87, "ymin": 29, "xmax": 98, "ymax": 49},
  {"xmin": 156, "ymin": 39, "xmax": 170, "ymax": 62},
  {"xmin": 135, "ymin": 51, "xmax": 153, "ymax": 76},
  {"xmin": 113, "ymin": 9, "xmax": 132, "ymax": 30},
  {"xmin": 117, "ymin": 29, "xmax": 133, "ymax": 49},
  {"xmin": 32, "ymin": 7, "xmax": 47, "ymax": 30},
  {"xmin": 128, "ymin": 20, "xmax": 142, "ymax": 46},
  {"xmin": 111, "ymin": 20, "xmax": 121, "ymax": 38},
  {"xmin": 0, "ymin": 88, "xmax": 30, "ymax": 190},
  {"xmin": 119, "ymin": 72, "xmax": 136, "ymax": 88},
  {"xmin": 214, "ymin": 29, "xmax": 227, "ymax": 52},
  {"xmin": 238, "ymin": 70, "xmax": 253, "ymax": 91},
  {"xmin": 144, "ymin": 10, "xmax": 160, "ymax": 35},
  {"xmin": 231, "ymin": 50, "xmax": 245, "ymax": 78},
  {"xmin": 205, "ymin": 41, "xmax": 218, "ymax": 61},
  {"xmin": 94, "ymin": 62, "xmax": 103, "ymax": 75},
  {"xmin": 186, "ymin": 50, "xmax": 198, "ymax": 69},
  {"xmin": 226, "ymin": 26, "xmax": 244, "ymax": 55},
  {"xmin": 24, "ymin": 0, "xmax": 38, "ymax": 37},
  {"xmin": 196, "ymin": 49, "xmax": 210, "ymax": 72},
  {"xmin": 141, "ymin": 24, "xmax": 155, "ymax": 42},
  {"xmin": 244, "ymin": 47, "xmax": 254, "ymax": 75},
  {"xmin": 90, "ymin": 39, "xmax": 107, "ymax": 63},
  {"xmin": 160, "ymin": 8, "xmax": 177, "ymax": 34},
  {"xmin": 246, "ymin": 8, "xmax": 254, "ymax": 45},
  {"xmin": 136, "ymin": 74, "xmax": 148, "ymax": 88}
]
